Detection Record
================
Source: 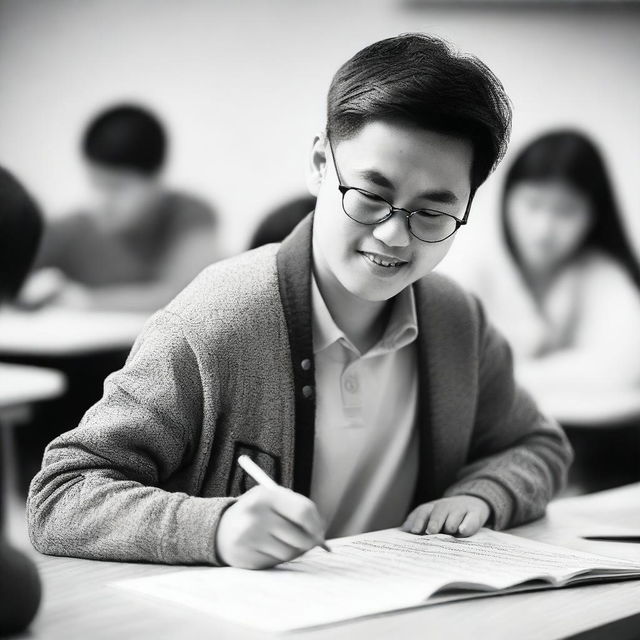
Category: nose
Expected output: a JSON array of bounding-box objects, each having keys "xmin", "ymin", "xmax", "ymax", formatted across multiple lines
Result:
[
  {"xmin": 531, "ymin": 208, "xmax": 557, "ymax": 243},
  {"xmin": 372, "ymin": 210, "xmax": 411, "ymax": 248}
]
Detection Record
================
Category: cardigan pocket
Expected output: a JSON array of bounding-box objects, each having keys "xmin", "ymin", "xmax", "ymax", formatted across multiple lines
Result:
[{"xmin": 226, "ymin": 441, "xmax": 282, "ymax": 496}]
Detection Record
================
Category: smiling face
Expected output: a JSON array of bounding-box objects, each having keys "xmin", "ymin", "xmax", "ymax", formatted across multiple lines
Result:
[{"xmin": 308, "ymin": 120, "xmax": 473, "ymax": 302}]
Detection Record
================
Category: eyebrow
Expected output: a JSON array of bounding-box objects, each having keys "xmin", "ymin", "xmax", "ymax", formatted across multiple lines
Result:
[{"xmin": 355, "ymin": 169, "xmax": 460, "ymax": 205}]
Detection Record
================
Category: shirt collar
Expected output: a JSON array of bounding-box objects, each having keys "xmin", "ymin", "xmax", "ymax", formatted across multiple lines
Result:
[{"xmin": 311, "ymin": 276, "xmax": 418, "ymax": 357}]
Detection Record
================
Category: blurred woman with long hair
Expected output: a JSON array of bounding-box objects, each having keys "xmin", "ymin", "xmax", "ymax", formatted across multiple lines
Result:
[
  {"xmin": 443, "ymin": 130, "xmax": 640, "ymax": 490},
  {"xmin": 504, "ymin": 131, "xmax": 640, "ymax": 389},
  {"xmin": 451, "ymin": 130, "xmax": 640, "ymax": 395}
]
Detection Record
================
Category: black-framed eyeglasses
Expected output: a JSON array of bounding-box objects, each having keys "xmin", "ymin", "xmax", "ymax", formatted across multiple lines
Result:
[{"xmin": 327, "ymin": 136, "xmax": 473, "ymax": 243}]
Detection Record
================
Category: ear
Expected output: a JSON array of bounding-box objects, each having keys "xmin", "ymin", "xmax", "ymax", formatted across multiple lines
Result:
[{"xmin": 305, "ymin": 131, "xmax": 328, "ymax": 197}]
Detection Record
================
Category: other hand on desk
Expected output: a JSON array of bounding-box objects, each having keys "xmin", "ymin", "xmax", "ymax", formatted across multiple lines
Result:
[
  {"xmin": 215, "ymin": 485, "xmax": 327, "ymax": 570},
  {"xmin": 18, "ymin": 268, "xmax": 91, "ymax": 309},
  {"xmin": 401, "ymin": 495, "xmax": 491, "ymax": 537}
]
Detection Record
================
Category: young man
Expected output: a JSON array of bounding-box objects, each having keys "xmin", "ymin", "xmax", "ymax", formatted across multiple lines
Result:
[
  {"xmin": 28, "ymin": 34, "xmax": 572, "ymax": 569},
  {"xmin": 20, "ymin": 104, "xmax": 220, "ymax": 312}
]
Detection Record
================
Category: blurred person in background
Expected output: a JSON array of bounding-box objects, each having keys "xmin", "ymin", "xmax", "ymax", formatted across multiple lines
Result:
[
  {"xmin": 249, "ymin": 194, "xmax": 316, "ymax": 249},
  {"xmin": 451, "ymin": 130, "xmax": 640, "ymax": 398},
  {"xmin": 20, "ymin": 104, "xmax": 220, "ymax": 312},
  {"xmin": 0, "ymin": 166, "xmax": 42, "ymax": 635},
  {"xmin": 445, "ymin": 130, "xmax": 640, "ymax": 490}
]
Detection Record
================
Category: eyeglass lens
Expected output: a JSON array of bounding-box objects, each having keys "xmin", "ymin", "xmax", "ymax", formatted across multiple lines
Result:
[{"xmin": 342, "ymin": 188, "xmax": 458, "ymax": 242}]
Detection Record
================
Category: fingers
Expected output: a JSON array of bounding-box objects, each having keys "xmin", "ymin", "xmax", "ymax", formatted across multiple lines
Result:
[
  {"xmin": 230, "ymin": 516, "xmax": 315, "ymax": 569},
  {"xmin": 244, "ymin": 548, "xmax": 284, "ymax": 570},
  {"xmin": 401, "ymin": 503, "xmax": 434, "ymax": 534},
  {"xmin": 425, "ymin": 503, "xmax": 449, "ymax": 534},
  {"xmin": 401, "ymin": 497, "xmax": 486, "ymax": 536},
  {"xmin": 400, "ymin": 506, "xmax": 419, "ymax": 533},
  {"xmin": 268, "ymin": 487, "xmax": 326, "ymax": 544},
  {"xmin": 443, "ymin": 510, "xmax": 466, "ymax": 535},
  {"xmin": 400, "ymin": 511, "xmax": 415, "ymax": 533},
  {"xmin": 457, "ymin": 511, "xmax": 482, "ymax": 537},
  {"xmin": 216, "ymin": 486, "xmax": 327, "ymax": 570},
  {"xmin": 268, "ymin": 513, "xmax": 319, "ymax": 552},
  {"xmin": 261, "ymin": 531, "xmax": 304, "ymax": 561}
]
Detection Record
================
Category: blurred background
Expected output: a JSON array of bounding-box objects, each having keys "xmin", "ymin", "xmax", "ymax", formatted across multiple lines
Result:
[
  {"xmin": 1, "ymin": 0, "xmax": 639, "ymax": 546},
  {"xmin": 0, "ymin": 0, "xmax": 638, "ymax": 254}
]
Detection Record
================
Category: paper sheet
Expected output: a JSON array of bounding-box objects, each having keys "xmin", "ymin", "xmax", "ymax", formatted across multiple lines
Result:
[{"xmin": 114, "ymin": 528, "xmax": 640, "ymax": 632}]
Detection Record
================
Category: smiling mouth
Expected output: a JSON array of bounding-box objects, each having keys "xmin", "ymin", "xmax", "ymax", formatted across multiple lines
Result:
[{"xmin": 359, "ymin": 251, "xmax": 408, "ymax": 268}]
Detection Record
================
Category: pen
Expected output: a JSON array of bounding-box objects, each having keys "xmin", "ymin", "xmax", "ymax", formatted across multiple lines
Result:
[
  {"xmin": 237, "ymin": 455, "xmax": 332, "ymax": 552},
  {"xmin": 582, "ymin": 536, "xmax": 640, "ymax": 544}
]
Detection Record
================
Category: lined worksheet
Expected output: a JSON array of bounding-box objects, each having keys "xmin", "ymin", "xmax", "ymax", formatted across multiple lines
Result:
[{"xmin": 114, "ymin": 528, "xmax": 640, "ymax": 632}]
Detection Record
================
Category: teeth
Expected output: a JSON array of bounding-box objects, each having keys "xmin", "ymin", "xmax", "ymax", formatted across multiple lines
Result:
[{"xmin": 362, "ymin": 252, "xmax": 405, "ymax": 268}]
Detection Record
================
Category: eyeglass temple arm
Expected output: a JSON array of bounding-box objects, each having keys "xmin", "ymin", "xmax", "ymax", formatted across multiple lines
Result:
[
  {"xmin": 461, "ymin": 189, "xmax": 476, "ymax": 224},
  {"xmin": 326, "ymin": 134, "xmax": 350, "ymax": 187}
]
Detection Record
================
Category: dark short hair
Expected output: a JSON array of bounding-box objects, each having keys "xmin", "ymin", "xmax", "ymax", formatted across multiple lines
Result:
[
  {"xmin": 327, "ymin": 33, "xmax": 512, "ymax": 190},
  {"xmin": 0, "ymin": 166, "xmax": 43, "ymax": 302},
  {"xmin": 502, "ymin": 129, "xmax": 640, "ymax": 289},
  {"xmin": 83, "ymin": 104, "xmax": 167, "ymax": 174}
]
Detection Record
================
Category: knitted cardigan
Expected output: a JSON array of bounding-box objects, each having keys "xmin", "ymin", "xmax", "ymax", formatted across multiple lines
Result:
[{"xmin": 28, "ymin": 215, "xmax": 572, "ymax": 565}]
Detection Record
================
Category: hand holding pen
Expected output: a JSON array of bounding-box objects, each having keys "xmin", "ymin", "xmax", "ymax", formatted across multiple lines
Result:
[{"xmin": 216, "ymin": 455, "xmax": 331, "ymax": 570}]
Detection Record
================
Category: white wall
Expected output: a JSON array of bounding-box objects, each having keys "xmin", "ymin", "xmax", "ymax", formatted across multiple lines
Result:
[{"xmin": 0, "ymin": 0, "xmax": 638, "ymax": 254}]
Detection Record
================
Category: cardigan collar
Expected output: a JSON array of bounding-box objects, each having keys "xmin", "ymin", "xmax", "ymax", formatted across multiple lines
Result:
[{"xmin": 276, "ymin": 214, "xmax": 317, "ymax": 496}]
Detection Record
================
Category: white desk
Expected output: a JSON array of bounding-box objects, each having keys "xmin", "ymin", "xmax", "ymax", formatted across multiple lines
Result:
[
  {"xmin": 0, "ymin": 363, "xmax": 66, "ymax": 409},
  {"xmin": 0, "ymin": 363, "xmax": 66, "ymax": 545},
  {"xmin": 11, "ymin": 483, "xmax": 640, "ymax": 640},
  {"xmin": 0, "ymin": 308, "xmax": 148, "ymax": 356},
  {"xmin": 538, "ymin": 388, "xmax": 640, "ymax": 427}
]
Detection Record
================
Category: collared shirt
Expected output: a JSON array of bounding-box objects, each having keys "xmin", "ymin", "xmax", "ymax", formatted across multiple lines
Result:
[{"xmin": 309, "ymin": 277, "xmax": 419, "ymax": 538}]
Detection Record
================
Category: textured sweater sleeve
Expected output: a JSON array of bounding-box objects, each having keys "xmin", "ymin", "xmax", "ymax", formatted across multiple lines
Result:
[
  {"xmin": 27, "ymin": 311, "xmax": 236, "ymax": 565},
  {"xmin": 444, "ymin": 299, "xmax": 574, "ymax": 530}
]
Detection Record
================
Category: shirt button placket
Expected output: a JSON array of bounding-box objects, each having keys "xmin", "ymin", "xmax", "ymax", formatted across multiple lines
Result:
[
  {"xmin": 341, "ymin": 362, "xmax": 361, "ymax": 412},
  {"xmin": 300, "ymin": 357, "xmax": 314, "ymax": 399},
  {"xmin": 344, "ymin": 376, "xmax": 358, "ymax": 394}
]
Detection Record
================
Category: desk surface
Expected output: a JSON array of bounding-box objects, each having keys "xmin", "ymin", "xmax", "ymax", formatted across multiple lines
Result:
[
  {"xmin": 11, "ymin": 483, "xmax": 640, "ymax": 640},
  {"xmin": 539, "ymin": 389, "xmax": 640, "ymax": 427},
  {"xmin": 0, "ymin": 363, "xmax": 66, "ymax": 409},
  {"xmin": 0, "ymin": 308, "xmax": 148, "ymax": 356}
]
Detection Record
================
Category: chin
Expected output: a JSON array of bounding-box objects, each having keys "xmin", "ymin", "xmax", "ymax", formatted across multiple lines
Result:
[{"xmin": 342, "ymin": 275, "xmax": 406, "ymax": 302}]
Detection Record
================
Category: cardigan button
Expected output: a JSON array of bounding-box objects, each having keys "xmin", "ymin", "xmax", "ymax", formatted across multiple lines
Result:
[
  {"xmin": 302, "ymin": 385, "xmax": 314, "ymax": 399},
  {"xmin": 301, "ymin": 358, "xmax": 312, "ymax": 371}
]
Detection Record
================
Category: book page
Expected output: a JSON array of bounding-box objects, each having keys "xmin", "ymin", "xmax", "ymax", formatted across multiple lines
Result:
[{"xmin": 114, "ymin": 528, "xmax": 640, "ymax": 632}]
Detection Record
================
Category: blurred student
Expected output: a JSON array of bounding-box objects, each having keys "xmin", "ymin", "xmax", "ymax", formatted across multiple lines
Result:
[
  {"xmin": 21, "ymin": 104, "xmax": 220, "ymax": 312},
  {"xmin": 249, "ymin": 195, "xmax": 316, "ymax": 249},
  {"xmin": 446, "ymin": 130, "xmax": 640, "ymax": 401},
  {"xmin": 28, "ymin": 34, "xmax": 571, "ymax": 569},
  {"xmin": 0, "ymin": 166, "xmax": 42, "ymax": 635}
]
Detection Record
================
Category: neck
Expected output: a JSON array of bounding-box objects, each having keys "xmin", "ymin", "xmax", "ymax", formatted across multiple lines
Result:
[
  {"xmin": 312, "ymin": 244, "xmax": 392, "ymax": 354},
  {"xmin": 521, "ymin": 259, "xmax": 568, "ymax": 304},
  {"xmin": 103, "ymin": 185, "xmax": 164, "ymax": 233}
]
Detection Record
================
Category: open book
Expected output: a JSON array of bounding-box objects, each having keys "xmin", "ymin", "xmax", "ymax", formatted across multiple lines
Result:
[{"xmin": 114, "ymin": 528, "xmax": 640, "ymax": 632}]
